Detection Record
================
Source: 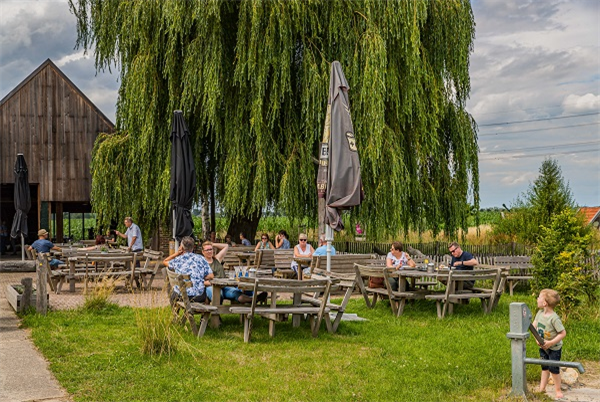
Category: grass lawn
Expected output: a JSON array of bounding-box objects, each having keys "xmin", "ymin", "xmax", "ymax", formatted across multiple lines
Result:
[{"xmin": 21, "ymin": 292, "xmax": 599, "ymax": 402}]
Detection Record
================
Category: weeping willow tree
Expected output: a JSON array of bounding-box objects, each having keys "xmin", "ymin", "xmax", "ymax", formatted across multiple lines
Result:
[{"xmin": 72, "ymin": 0, "xmax": 479, "ymax": 240}]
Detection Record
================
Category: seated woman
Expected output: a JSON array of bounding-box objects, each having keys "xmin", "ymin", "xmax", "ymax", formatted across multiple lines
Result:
[
  {"xmin": 386, "ymin": 241, "xmax": 416, "ymax": 291},
  {"xmin": 290, "ymin": 234, "xmax": 314, "ymax": 277},
  {"xmin": 275, "ymin": 230, "xmax": 291, "ymax": 249},
  {"xmin": 81, "ymin": 235, "xmax": 107, "ymax": 251},
  {"xmin": 254, "ymin": 233, "xmax": 274, "ymax": 251}
]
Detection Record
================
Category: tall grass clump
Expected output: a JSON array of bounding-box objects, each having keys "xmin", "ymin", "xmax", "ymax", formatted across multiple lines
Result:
[
  {"xmin": 135, "ymin": 305, "xmax": 178, "ymax": 356},
  {"xmin": 83, "ymin": 278, "xmax": 117, "ymax": 311}
]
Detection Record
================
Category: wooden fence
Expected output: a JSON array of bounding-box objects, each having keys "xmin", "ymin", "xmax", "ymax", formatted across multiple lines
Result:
[{"xmin": 332, "ymin": 241, "xmax": 534, "ymax": 257}]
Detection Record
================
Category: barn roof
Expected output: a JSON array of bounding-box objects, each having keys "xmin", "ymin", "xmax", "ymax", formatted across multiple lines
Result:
[
  {"xmin": 0, "ymin": 58, "xmax": 114, "ymax": 128},
  {"xmin": 579, "ymin": 207, "xmax": 600, "ymax": 226}
]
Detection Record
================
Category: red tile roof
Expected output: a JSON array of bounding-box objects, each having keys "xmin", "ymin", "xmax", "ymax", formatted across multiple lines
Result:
[{"xmin": 579, "ymin": 207, "xmax": 600, "ymax": 225}]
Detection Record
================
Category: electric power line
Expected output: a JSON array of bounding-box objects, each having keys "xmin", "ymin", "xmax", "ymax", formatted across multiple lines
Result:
[
  {"xmin": 478, "ymin": 111, "xmax": 600, "ymax": 127},
  {"xmin": 479, "ymin": 140, "xmax": 600, "ymax": 155},
  {"xmin": 479, "ymin": 121, "xmax": 599, "ymax": 137},
  {"xmin": 479, "ymin": 148, "xmax": 599, "ymax": 161}
]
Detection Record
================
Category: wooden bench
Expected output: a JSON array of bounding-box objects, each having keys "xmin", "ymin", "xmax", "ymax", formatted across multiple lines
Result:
[
  {"xmin": 472, "ymin": 264, "xmax": 509, "ymax": 312},
  {"xmin": 273, "ymin": 249, "xmax": 295, "ymax": 278},
  {"xmin": 36, "ymin": 251, "xmax": 68, "ymax": 294},
  {"xmin": 310, "ymin": 253, "xmax": 377, "ymax": 278},
  {"xmin": 136, "ymin": 248, "xmax": 164, "ymax": 289},
  {"xmin": 301, "ymin": 269, "xmax": 359, "ymax": 333},
  {"xmin": 424, "ymin": 268, "xmax": 502, "ymax": 319},
  {"xmin": 354, "ymin": 264, "xmax": 395, "ymax": 313},
  {"xmin": 493, "ymin": 256, "xmax": 533, "ymax": 296},
  {"xmin": 220, "ymin": 246, "xmax": 255, "ymax": 270},
  {"xmin": 230, "ymin": 277, "xmax": 337, "ymax": 343},
  {"xmin": 384, "ymin": 268, "xmax": 433, "ymax": 316},
  {"xmin": 249, "ymin": 249, "xmax": 276, "ymax": 275},
  {"xmin": 165, "ymin": 268, "xmax": 217, "ymax": 337}
]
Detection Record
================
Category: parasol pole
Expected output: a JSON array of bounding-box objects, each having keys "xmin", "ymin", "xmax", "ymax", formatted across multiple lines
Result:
[
  {"xmin": 173, "ymin": 209, "xmax": 179, "ymax": 252},
  {"xmin": 21, "ymin": 233, "xmax": 25, "ymax": 261}
]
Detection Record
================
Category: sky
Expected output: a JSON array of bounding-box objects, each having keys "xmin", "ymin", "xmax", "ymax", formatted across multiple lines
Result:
[{"xmin": 1, "ymin": 0, "xmax": 598, "ymax": 208}]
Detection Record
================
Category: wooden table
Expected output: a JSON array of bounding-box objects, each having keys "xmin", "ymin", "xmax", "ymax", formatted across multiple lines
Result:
[
  {"xmin": 66, "ymin": 253, "xmax": 135, "ymax": 292},
  {"xmin": 209, "ymin": 277, "xmax": 244, "ymax": 328},
  {"xmin": 293, "ymin": 257, "xmax": 312, "ymax": 280},
  {"xmin": 236, "ymin": 252, "xmax": 255, "ymax": 267}
]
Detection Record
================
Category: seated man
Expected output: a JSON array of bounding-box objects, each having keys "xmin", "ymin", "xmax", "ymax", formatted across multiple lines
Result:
[
  {"xmin": 448, "ymin": 241, "xmax": 478, "ymax": 289},
  {"xmin": 163, "ymin": 236, "xmax": 213, "ymax": 303},
  {"xmin": 28, "ymin": 229, "xmax": 64, "ymax": 268},
  {"xmin": 448, "ymin": 242, "xmax": 478, "ymax": 270}
]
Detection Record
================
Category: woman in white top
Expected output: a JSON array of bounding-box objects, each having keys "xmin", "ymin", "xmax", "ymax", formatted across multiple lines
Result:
[
  {"xmin": 290, "ymin": 234, "xmax": 314, "ymax": 276},
  {"xmin": 386, "ymin": 241, "xmax": 415, "ymax": 291}
]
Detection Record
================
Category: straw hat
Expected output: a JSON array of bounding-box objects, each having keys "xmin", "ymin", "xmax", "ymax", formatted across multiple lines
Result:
[{"xmin": 38, "ymin": 229, "xmax": 49, "ymax": 237}]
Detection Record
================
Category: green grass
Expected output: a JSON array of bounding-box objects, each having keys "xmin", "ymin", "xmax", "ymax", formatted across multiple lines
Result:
[{"xmin": 21, "ymin": 293, "xmax": 599, "ymax": 402}]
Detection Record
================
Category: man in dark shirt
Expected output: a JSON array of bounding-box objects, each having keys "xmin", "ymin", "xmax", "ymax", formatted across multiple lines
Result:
[
  {"xmin": 448, "ymin": 242, "xmax": 478, "ymax": 270},
  {"xmin": 448, "ymin": 241, "xmax": 478, "ymax": 289}
]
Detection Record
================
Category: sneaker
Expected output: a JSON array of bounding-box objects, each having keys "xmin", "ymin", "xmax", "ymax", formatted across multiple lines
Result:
[
  {"xmin": 257, "ymin": 292, "xmax": 268, "ymax": 303},
  {"xmin": 237, "ymin": 294, "xmax": 253, "ymax": 304}
]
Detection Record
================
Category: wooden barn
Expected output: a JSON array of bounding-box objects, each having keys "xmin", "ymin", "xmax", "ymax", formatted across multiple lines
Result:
[{"xmin": 0, "ymin": 58, "xmax": 114, "ymax": 244}]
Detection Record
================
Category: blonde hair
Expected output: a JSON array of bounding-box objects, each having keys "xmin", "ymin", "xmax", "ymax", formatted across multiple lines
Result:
[{"xmin": 540, "ymin": 289, "xmax": 560, "ymax": 308}]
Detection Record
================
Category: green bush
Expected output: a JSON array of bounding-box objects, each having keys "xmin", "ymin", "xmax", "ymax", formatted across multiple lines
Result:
[{"xmin": 531, "ymin": 209, "xmax": 598, "ymax": 321}]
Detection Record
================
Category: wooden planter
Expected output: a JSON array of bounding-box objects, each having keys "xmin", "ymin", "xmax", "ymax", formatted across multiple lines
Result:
[{"xmin": 5, "ymin": 284, "xmax": 48, "ymax": 312}]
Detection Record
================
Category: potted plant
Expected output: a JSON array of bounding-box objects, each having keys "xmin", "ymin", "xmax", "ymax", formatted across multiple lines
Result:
[{"xmin": 5, "ymin": 284, "xmax": 48, "ymax": 312}]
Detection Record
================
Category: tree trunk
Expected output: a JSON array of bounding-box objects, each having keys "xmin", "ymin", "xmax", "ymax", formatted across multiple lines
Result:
[
  {"xmin": 200, "ymin": 194, "xmax": 210, "ymax": 240},
  {"xmin": 227, "ymin": 210, "xmax": 262, "ymax": 244}
]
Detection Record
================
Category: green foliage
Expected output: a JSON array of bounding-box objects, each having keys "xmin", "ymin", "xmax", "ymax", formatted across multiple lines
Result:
[
  {"xmin": 21, "ymin": 295, "xmax": 600, "ymax": 401},
  {"xmin": 71, "ymin": 0, "xmax": 479, "ymax": 239},
  {"xmin": 531, "ymin": 209, "xmax": 598, "ymax": 321},
  {"xmin": 134, "ymin": 307, "xmax": 177, "ymax": 356},
  {"xmin": 492, "ymin": 159, "xmax": 575, "ymax": 245}
]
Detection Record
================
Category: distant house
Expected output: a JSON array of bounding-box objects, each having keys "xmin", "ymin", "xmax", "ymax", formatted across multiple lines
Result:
[
  {"xmin": 579, "ymin": 207, "xmax": 600, "ymax": 229},
  {"xmin": 0, "ymin": 59, "xmax": 114, "ymax": 243}
]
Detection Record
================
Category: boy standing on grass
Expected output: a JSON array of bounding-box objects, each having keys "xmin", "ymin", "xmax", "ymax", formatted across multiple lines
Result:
[{"xmin": 533, "ymin": 289, "xmax": 567, "ymax": 399}]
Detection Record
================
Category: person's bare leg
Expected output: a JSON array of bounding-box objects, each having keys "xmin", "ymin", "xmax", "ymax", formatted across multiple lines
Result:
[
  {"xmin": 539, "ymin": 370, "xmax": 550, "ymax": 393},
  {"xmin": 551, "ymin": 372, "xmax": 563, "ymax": 399}
]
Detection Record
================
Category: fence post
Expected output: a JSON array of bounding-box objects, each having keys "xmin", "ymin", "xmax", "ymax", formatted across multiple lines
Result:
[
  {"xmin": 506, "ymin": 302, "xmax": 531, "ymax": 398},
  {"xmin": 20, "ymin": 277, "xmax": 32, "ymax": 313},
  {"xmin": 36, "ymin": 255, "xmax": 48, "ymax": 315}
]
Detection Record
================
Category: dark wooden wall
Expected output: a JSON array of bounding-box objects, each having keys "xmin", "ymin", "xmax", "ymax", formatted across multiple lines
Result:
[{"xmin": 0, "ymin": 60, "xmax": 113, "ymax": 203}]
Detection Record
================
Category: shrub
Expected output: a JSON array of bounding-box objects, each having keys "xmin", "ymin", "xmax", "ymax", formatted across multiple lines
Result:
[{"xmin": 531, "ymin": 209, "xmax": 598, "ymax": 321}]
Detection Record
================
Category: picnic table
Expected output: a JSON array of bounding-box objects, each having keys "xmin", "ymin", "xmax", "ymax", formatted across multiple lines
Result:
[
  {"xmin": 388, "ymin": 268, "xmax": 439, "ymax": 316},
  {"xmin": 236, "ymin": 252, "xmax": 255, "ymax": 267},
  {"xmin": 66, "ymin": 252, "xmax": 138, "ymax": 292},
  {"xmin": 293, "ymin": 257, "xmax": 312, "ymax": 280},
  {"xmin": 209, "ymin": 277, "xmax": 243, "ymax": 328},
  {"xmin": 230, "ymin": 277, "xmax": 338, "ymax": 342}
]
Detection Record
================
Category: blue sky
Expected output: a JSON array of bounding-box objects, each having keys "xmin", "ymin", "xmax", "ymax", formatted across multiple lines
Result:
[{"xmin": 1, "ymin": 0, "xmax": 598, "ymax": 208}]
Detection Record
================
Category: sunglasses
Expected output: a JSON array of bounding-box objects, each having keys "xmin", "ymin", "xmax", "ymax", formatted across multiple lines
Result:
[
  {"xmin": 299, "ymin": 239, "xmax": 307, "ymax": 241},
  {"xmin": 449, "ymin": 248, "xmax": 457, "ymax": 253},
  {"xmin": 203, "ymin": 248, "xmax": 213, "ymax": 252},
  {"xmin": 261, "ymin": 237, "xmax": 267, "ymax": 240}
]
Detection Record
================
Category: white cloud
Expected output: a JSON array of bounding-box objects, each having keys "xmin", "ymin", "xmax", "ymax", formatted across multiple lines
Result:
[{"xmin": 562, "ymin": 93, "xmax": 600, "ymax": 113}]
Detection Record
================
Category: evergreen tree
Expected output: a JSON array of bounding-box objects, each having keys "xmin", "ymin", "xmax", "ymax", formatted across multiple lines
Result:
[
  {"xmin": 72, "ymin": 0, "xmax": 479, "ymax": 239},
  {"xmin": 492, "ymin": 158, "xmax": 575, "ymax": 245},
  {"xmin": 527, "ymin": 158, "xmax": 574, "ymax": 230}
]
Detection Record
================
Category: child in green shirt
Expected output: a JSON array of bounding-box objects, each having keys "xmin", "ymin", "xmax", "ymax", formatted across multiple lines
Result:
[{"xmin": 533, "ymin": 289, "xmax": 567, "ymax": 399}]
